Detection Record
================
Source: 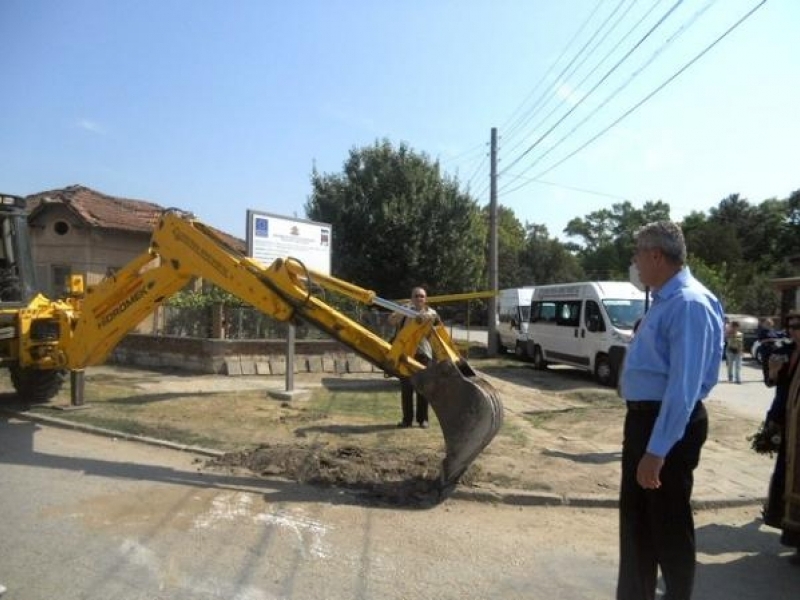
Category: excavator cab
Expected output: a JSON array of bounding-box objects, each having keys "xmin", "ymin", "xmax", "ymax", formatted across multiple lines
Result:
[{"xmin": 0, "ymin": 194, "xmax": 38, "ymax": 305}]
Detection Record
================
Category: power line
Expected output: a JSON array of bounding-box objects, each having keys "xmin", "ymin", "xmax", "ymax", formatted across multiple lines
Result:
[
  {"xmin": 502, "ymin": 173, "xmax": 635, "ymax": 202},
  {"xmin": 500, "ymin": 0, "xmax": 686, "ymax": 178},
  {"xmin": 465, "ymin": 151, "xmax": 490, "ymax": 191},
  {"xmin": 502, "ymin": 0, "xmax": 626, "ymax": 144},
  {"xmin": 510, "ymin": 0, "xmax": 768, "ymax": 190},
  {"xmin": 438, "ymin": 141, "xmax": 488, "ymax": 165},
  {"xmin": 501, "ymin": 0, "xmax": 605, "ymax": 138},
  {"xmin": 502, "ymin": 0, "xmax": 644, "ymax": 159},
  {"xmin": 504, "ymin": 0, "xmax": 717, "ymax": 186}
]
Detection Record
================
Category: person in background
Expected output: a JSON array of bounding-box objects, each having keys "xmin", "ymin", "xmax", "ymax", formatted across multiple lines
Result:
[
  {"xmin": 389, "ymin": 286, "xmax": 437, "ymax": 429},
  {"xmin": 618, "ymin": 221, "xmax": 724, "ymax": 600},
  {"xmin": 764, "ymin": 313, "xmax": 800, "ymax": 563},
  {"xmin": 757, "ymin": 316, "xmax": 781, "ymax": 363},
  {"xmin": 725, "ymin": 320, "xmax": 744, "ymax": 384},
  {"xmin": 758, "ymin": 317, "xmax": 777, "ymax": 341}
]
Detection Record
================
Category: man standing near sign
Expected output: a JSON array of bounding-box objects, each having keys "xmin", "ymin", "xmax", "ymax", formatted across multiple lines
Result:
[{"xmin": 390, "ymin": 286, "xmax": 437, "ymax": 429}]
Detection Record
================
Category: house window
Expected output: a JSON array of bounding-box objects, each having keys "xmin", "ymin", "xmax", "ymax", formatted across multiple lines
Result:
[
  {"xmin": 51, "ymin": 265, "xmax": 71, "ymax": 297},
  {"xmin": 54, "ymin": 221, "xmax": 70, "ymax": 235}
]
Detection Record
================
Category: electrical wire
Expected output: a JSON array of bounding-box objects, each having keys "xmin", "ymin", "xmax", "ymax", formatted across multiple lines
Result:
[
  {"xmin": 464, "ymin": 151, "xmax": 490, "ymax": 191},
  {"xmin": 502, "ymin": 0, "xmax": 643, "ymax": 158},
  {"xmin": 502, "ymin": 0, "xmax": 606, "ymax": 139},
  {"xmin": 503, "ymin": 0, "xmax": 717, "ymax": 188},
  {"xmin": 506, "ymin": 0, "xmax": 632, "ymax": 145},
  {"xmin": 503, "ymin": 0, "xmax": 768, "ymax": 192},
  {"xmin": 501, "ymin": 173, "xmax": 635, "ymax": 202},
  {"xmin": 500, "ymin": 0, "xmax": 686, "ymax": 178},
  {"xmin": 438, "ymin": 141, "xmax": 488, "ymax": 165}
]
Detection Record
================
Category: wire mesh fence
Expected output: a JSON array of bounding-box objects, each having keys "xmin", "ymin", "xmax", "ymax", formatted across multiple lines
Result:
[{"xmin": 158, "ymin": 304, "xmax": 397, "ymax": 341}]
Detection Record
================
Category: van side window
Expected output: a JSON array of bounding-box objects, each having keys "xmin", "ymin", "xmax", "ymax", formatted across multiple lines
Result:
[
  {"xmin": 555, "ymin": 300, "xmax": 581, "ymax": 327},
  {"xmin": 531, "ymin": 301, "xmax": 557, "ymax": 324},
  {"xmin": 584, "ymin": 300, "xmax": 606, "ymax": 332}
]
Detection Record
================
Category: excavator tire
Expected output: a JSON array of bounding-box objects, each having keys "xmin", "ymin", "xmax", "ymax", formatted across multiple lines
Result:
[
  {"xmin": 411, "ymin": 360, "xmax": 503, "ymax": 494},
  {"xmin": 9, "ymin": 365, "xmax": 67, "ymax": 404}
]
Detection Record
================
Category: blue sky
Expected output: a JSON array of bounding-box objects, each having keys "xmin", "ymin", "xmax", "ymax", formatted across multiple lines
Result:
[{"xmin": 1, "ymin": 0, "xmax": 795, "ymax": 244}]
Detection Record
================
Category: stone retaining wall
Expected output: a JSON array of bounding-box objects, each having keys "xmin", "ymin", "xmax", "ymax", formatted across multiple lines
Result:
[{"xmin": 108, "ymin": 333, "xmax": 381, "ymax": 375}]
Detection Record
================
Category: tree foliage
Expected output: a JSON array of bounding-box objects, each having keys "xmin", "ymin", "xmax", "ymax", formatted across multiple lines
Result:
[
  {"xmin": 185, "ymin": 133, "xmax": 798, "ymax": 325},
  {"xmin": 293, "ymin": 137, "xmax": 800, "ymax": 317},
  {"xmin": 519, "ymin": 224, "xmax": 584, "ymax": 284},
  {"xmin": 305, "ymin": 140, "xmax": 485, "ymax": 298},
  {"xmin": 488, "ymin": 205, "xmax": 528, "ymax": 289}
]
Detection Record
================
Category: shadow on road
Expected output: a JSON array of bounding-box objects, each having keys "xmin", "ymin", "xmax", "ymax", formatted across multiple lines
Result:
[
  {"xmin": 542, "ymin": 449, "xmax": 621, "ymax": 465},
  {"xmin": 694, "ymin": 518, "xmax": 800, "ymax": 599},
  {"xmin": 476, "ymin": 362, "xmax": 605, "ymax": 393},
  {"xmin": 0, "ymin": 414, "xmax": 440, "ymax": 511}
]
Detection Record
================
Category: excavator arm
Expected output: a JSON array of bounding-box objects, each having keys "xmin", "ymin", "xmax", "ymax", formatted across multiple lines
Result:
[{"xmin": 50, "ymin": 210, "xmax": 503, "ymax": 489}]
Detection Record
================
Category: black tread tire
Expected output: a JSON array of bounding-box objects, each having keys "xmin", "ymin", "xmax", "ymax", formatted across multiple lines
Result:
[
  {"xmin": 9, "ymin": 365, "xmax": 67, "ymax": 404},
  {"xmin": 532, "ymin": 346, "xmax": 548, "ymax": 370},
  {"xmin": 595, "ymin": 355, "xmax": 616, "ymax": 387},
  {"xmin": 496, "ymin": 334, "xmax": 508, "ymax": 354}
]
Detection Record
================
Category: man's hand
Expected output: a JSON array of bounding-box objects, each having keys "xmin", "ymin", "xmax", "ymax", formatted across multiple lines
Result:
[{"xmin": 637, "ymin": 452, "xmax": 665, "ymax": 489}]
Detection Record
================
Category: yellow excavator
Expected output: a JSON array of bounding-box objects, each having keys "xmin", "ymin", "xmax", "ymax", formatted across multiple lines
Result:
[{"xmin": 0, "ymin": 193, "xmax": 503, "ymax": 490}]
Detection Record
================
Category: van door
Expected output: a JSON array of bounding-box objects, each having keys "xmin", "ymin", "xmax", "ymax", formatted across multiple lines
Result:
[
  {"xmin": 581, "ymin": 299, "xmax": 607, "ymax": 366},
  {"xmin": 547, "ymin": 299, "xmax": 584, "ymax": 365},
  {"xmin": 497, "ymin": 293, "xmax": 518, "ymax": 352}
]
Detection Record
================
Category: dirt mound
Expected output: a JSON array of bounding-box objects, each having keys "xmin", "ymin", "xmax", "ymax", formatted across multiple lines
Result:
[{"xmin": 208, "ymin": 442, "xmax": 465, "ymax": 506}]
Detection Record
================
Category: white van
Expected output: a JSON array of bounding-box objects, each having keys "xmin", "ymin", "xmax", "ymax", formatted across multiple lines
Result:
[
  {"xmin": 496, "ymin": 287, "xmax": 535, "ymax": 357},
  {"xmin": 526, "ymin": 281, "xmax": 646, "ymax": 386}
]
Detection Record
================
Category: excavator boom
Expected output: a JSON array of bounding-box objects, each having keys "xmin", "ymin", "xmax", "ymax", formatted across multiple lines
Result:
[{"xmin": 10, "ymin": 207, "xmax": 504, "ymax": 491}]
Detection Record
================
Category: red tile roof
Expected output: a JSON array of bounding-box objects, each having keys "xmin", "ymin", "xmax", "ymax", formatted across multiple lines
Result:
[
  {"xmin": 25, "ymin": 185, "xmax": 245, "ymax": 251},
  {"xmin": 26, "ymin": 185, "xmax": 164, "ymax": 233}
]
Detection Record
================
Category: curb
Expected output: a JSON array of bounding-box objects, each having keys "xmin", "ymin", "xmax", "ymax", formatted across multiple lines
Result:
[
  {"xmin": 1, "ymin": 407, "xmax": 767, "ymax": 511},
  {"xmin": 0, "ymin": 407, "xmax": 224, "ymax": 459},
  {"xmin": 450, "ymin": 486, "xmax": 766, "ymax": 511}
]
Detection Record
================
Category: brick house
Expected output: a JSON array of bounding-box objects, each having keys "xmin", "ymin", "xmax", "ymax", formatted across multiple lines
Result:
[{"xmin": 24, "ymin": 184, "xmax": 244, "ymax": 333}]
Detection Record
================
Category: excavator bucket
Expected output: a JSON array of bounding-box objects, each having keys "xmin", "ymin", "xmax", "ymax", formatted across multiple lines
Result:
[{"xmin": 411, "ymin": 359, "xmax": 503, "ymax": 493}]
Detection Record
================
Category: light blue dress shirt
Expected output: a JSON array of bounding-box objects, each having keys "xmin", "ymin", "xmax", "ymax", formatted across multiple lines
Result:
[{"xmin": 620, "ymin": 267, "xmax": 724, "ymax": 457}]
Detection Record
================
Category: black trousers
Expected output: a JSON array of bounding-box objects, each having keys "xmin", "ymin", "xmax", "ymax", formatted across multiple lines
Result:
[
  {"xmin": 617, "ymin": 402, "xmax": 708, "ymax": 600},
  {"xmin": 400, "ymin": 353, "xmax": 430, "ymax": 425}
]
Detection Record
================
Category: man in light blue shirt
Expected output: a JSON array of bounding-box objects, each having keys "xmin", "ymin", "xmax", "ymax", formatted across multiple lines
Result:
[{"xmin": 617, "ymin": 221, "xmax": 724, "ymax": 600}]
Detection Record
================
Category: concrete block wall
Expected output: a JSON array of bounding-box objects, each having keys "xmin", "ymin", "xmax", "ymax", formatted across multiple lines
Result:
[{"xmin": 107, "ymin": 333, "xmax": 383, "ymax": 376}]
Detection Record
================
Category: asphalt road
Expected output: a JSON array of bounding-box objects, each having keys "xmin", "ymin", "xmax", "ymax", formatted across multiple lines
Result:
[{"xmin": 2, "ymin": 410, "xmax": 800, "ymax": 600}]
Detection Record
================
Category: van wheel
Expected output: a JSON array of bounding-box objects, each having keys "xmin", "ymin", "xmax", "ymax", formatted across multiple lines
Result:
[
  {"xmin": 514, "ymin": 341, "xmax": 527, "ymax": 359},
  {"xmin": 532, "ymin": 346, "xmax": 548, "ymax": 370},
  {"xmin": 496, "ymin": 334, "xmax": 508, "ymax": 354},
  {"xmin": 595, "ymin": 355, "xmax": 616, "ymax": 387}
]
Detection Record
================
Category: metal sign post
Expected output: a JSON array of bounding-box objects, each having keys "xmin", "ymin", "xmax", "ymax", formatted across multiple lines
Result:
[{"xmin": 246, "ymin": 210, "xmax": 332, "ymax": 401}]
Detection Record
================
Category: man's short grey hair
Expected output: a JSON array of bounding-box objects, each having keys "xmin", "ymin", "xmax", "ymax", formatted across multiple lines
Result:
[{"xmin": 634, "ymin": 221, "xmax": 686, "ymax": 265}]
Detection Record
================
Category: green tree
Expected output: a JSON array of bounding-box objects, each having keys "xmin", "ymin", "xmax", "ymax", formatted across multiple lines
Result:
[
  {"xmin": 564, "ymin": 200, "xmax": 670, "ymax": 277},
  {"xmin": 486, "ymin": 205, "xmax": 528, "ymax": 288},
  {"xmin": 519, "ymin": 224, "xmax": 584, "ymax": 284},
  {"xmin": 778, "ymin": 189, "xmax": 800, "ymax": 260},
  {"xmin": 305, "ymin": 140, "xmax": 485, "ymax": 297}
]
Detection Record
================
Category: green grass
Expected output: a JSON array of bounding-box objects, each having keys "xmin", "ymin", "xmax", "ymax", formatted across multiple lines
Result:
[
  {"xmin": 51, "ymin": 413, "xmax": 223, "ymax": 448},
  {"xmin": 495, "ymin": 418, "xmax": 529, "ymax": 446},
  {"xmin": 307, "ymin": 388, "xmax": 400, "ymax": 421}
]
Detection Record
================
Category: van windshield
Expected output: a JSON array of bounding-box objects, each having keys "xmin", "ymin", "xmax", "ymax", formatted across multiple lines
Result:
[{"xmin": 603, "ymin": 299, "xmax": 646, "ymax": 330}]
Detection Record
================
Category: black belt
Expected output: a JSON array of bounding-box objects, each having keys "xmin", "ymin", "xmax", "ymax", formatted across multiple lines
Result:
[
  {"xmin": 626, "ymin": 400, "xmax": 661, "ymax": 411},
  {"xmin": 625, "ymin": 400, "xmax": 706, "ymax": 416}
]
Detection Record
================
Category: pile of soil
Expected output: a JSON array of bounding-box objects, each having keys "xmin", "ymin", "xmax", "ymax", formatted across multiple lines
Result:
[{"xmin": 209, "ymin": 442, "xmax": 452, "ymax": 506}]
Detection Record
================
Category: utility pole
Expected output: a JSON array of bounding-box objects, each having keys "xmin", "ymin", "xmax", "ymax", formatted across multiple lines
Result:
[{"xmin": 487, "ymin": 127, "xmax": 499, "ymax": 356}]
